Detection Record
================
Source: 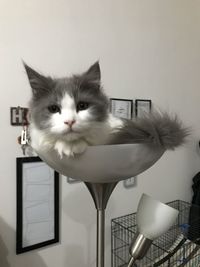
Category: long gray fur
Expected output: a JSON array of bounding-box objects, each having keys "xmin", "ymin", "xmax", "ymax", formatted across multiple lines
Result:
[
  {"xmin": 24, "ymin": 61, "xmax": 189, "ymax": 151},
  {"xmin": 109, "ymin": 111, "xmax": 189, "ymax": 150},
  {"xmin": 24, "ymin": 62, "xmax": 109, "ymax": 130}
]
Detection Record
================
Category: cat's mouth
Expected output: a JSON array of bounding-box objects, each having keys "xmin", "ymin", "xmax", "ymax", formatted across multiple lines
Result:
[
  {"xmin": 62, "ymin": 125, "xmax": 86, "ymax": 136},
  {"xmin": 62, "ymin": 129, "xmax": 82, "ymax": 142},
  {"xmin": 68, "ymin": 128, "xmax": 79, "ymax": 133},
  {"xmin": 63, "ymin": 128, "xmax": 81, "ymax": 136}
]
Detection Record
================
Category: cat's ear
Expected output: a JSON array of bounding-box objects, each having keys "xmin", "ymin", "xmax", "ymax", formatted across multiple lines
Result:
[
  {"xmin": 85, "ymin": 61, "xmax": 101, "ymax": 85},
  {"xmin": 23, "ymin": 62, "xmax": 53, "ymax": 98}
]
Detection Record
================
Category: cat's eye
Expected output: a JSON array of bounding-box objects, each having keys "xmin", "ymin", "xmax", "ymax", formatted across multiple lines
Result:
[
  {"xmin": 48, "ymin": 105, "xmax": 60, "ymax": 113},
  {"xmin": 77, "ymin": 102, "xmax": 89, "ymax": 111}
]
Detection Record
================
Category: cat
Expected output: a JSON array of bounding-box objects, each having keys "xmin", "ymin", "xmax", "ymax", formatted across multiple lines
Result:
[{"xmin": 24, "ymin": 61, "xmax": 189, "ymax": 157}]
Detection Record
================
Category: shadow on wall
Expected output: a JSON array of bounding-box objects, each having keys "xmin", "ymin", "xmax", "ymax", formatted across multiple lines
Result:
[
  {"xmin": 63, "ymin": 183, "xmax": 116, "ymax": 267},
  {"xmin": 0, "ymin": 217, "xmax": 47, "ymax": 267},
  {"xmin": 63, "ymin": 185, "xmax": 95, "ymax": 266},
  {"xmin": 64, "ymin": 244, "xmax": 90, "ymax": 267}
]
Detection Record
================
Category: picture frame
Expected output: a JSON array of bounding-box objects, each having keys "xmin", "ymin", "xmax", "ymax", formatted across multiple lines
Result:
[
  {"xmin": 16, "ymin": 157, "xmax": 59, "ymax": 254},
  {"xmin": 135, "ymin": 99, "xmax": 152, "ymax": 118},
  {"xmin": 110, "ymin": 98, "xmax": 133, "ymax": 119}
]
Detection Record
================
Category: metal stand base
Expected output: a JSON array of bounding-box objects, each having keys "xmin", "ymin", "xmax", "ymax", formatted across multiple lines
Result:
[{"xmin": 85, "ymin": 182, "xmax": 118, "ymax": 267}]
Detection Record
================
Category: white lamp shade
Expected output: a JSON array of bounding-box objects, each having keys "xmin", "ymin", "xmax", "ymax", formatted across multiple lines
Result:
[{"xmin": 137, "ymin": 194, "xmax": 179, "ymax": 240}]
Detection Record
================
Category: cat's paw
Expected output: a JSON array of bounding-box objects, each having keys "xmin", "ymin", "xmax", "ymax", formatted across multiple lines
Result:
[
  {"xmin": 71, "ymin": 140, "xmax": 88, "ymax": 155},
  {"xmin": 54, "ymin": 141, "xmax": 73, "ymax": 158},
  {"xmin": 54, "ymin": 140, "xmax": 88, "ymax": 158}
]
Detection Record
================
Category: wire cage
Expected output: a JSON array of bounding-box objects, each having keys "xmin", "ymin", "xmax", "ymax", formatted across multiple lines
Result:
[{"xmin": 111, "ymin": 200, "xmax": 200, "ymax": 267}]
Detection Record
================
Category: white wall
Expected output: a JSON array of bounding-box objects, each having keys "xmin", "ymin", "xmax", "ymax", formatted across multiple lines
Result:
[{"xmin": 1, "ymin": 0, "xmax": 200, "ymax": 266}]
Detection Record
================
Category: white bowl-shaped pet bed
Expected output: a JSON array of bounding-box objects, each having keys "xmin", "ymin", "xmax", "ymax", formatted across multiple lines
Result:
[
  {"xmin": 35, "ymin": 144, "xmax": 164, "ymax": 183},
  {"xmin": 35, "ymin": 144, "xmax": 165, "ymax": 267}
]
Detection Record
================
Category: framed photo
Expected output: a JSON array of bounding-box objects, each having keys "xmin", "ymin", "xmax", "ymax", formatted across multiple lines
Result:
[
  {"xmin": 16, "ymin": 157, "xmax": 59, "ymax": 254},
  {"xmin": 135, "ymin": 99, "xmax": 152, "ymax": 118},
  {"xmin": 110, "ymin": 98, "xmax": 133, "ymax": 119}
]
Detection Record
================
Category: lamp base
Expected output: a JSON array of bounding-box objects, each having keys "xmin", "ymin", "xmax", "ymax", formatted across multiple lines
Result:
[{"xmin": 85, "ymin": 182, "xmax": 118, "ymax": 267}]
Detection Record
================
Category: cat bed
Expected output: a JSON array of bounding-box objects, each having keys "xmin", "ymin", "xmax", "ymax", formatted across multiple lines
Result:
[{"xmin": 34, "ymin": 144, "xmax": 165, "ymax": 183}]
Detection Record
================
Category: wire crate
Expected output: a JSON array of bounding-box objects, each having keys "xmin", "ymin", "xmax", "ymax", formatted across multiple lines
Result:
[{"xmin": 111, "ymin": 200, "xmax": 200, "ymax": 267}]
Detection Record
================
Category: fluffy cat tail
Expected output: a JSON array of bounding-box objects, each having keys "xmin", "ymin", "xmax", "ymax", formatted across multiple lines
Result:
[{"xmin": 111, "ymin": 111, "xmax": 190, "ymax": 150}]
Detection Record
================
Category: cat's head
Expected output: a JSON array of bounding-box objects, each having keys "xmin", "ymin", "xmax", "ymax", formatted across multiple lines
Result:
[{"xmin": 24, "ymin": 62, "xmax": 109, "ymax": 140}]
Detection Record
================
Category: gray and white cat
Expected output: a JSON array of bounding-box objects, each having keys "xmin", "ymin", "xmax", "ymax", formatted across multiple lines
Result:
[{"xmin": 24, "ymin": 62, "xmax": 188, "ymax": 157}]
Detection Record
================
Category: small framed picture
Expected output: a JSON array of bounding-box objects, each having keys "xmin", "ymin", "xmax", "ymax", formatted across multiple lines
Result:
[
  {"xmin": 135, "ymin": 99, "xmax": 152, "ymax": 118},
  {"xmin": 110, "ymin": 98, "xmax": 133, "ymax": 119},
  {"xmin": 16, "ymin": 157, "xmax": 59, "ymax": 254}
]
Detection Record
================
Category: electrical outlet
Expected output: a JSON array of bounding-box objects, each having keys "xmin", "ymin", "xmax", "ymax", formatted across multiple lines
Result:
[
  {"xmin": 123, "ymin": 176, "xmax": 137, "ymax": 188},
  {"xmin": 66, "ymin": 176, "xmax": 81, "ymax": 184}
]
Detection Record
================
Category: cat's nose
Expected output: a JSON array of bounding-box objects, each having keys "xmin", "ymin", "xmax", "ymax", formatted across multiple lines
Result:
[{"xmin": 64, "ymin": 120, "xmax": 76, "ymax": 127}]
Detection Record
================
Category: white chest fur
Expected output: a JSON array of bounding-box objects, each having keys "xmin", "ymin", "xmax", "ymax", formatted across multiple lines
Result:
[{"xmin": 30, "ymin": 114, "xmax": 124, "ymax": 157}]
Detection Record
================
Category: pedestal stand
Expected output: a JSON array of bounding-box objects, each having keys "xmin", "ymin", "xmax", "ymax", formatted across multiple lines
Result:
[
  {"xmin": 85, "ymin": 182, "xmax": 118, "ymax": 267},
  {"xmin": 34, "ymin": 144, "xmax": 164, "ymax": 267}
]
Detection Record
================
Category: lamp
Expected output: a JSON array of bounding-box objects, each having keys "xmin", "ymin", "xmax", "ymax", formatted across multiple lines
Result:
[
  {"xmin": 34, "ymin": 144, "xmax": 165, "ymax": 267},
  {"xmin": 128, "ymin": 194, "xmax": 179, "ymax": 267}
]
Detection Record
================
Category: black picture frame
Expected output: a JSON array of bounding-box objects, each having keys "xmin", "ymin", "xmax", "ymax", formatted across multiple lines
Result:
[
  {"xmin": 110, "ymin": 98, "xmax": 133, "ymax": 119},
  {"xmin": 135, "ymin": 99, "xmax": 152, "ymax": 117},
  {"xmin": 16, "ymin": 157, "xmax": 59, "ymax": 254}
]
